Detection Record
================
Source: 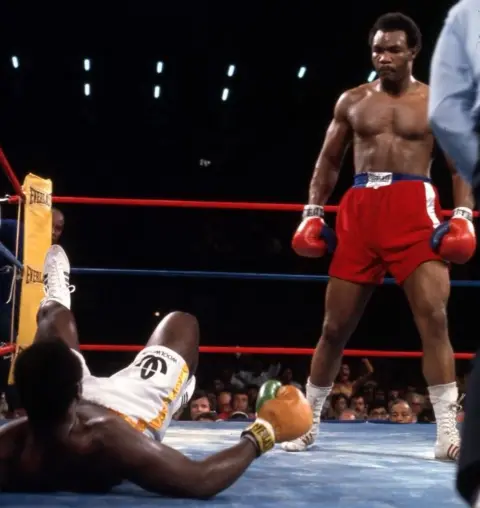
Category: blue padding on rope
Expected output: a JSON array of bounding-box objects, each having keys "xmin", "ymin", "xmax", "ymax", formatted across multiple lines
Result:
[
  {"xmin": 70, "ymin": 267, "xmax": 480, "ymax": 287},
  {"xmin": 0, "ymin": 241, "xmax": 22, "ymax": 270}
]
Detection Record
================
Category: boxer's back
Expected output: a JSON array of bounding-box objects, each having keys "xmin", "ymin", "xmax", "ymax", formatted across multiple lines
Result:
[
  {"xmin": 345, "ymin": 81, "xmax": 434, "ymax": 177},
  {"xmin": 0, "ymin": 402, "xmax": 123, "ymax": 493}
]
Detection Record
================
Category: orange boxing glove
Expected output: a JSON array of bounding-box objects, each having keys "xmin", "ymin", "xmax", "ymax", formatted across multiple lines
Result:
[
  {"xmin": 292, "ymin": 205, "xmax": 337, "ymax": 258},
  {"xmin": 241, "ymin": 381, "xmax": 313, "ymax": 455},
  {"xmin": 431, "ymin": 207, "xmax": 476, "ymax": 264}
]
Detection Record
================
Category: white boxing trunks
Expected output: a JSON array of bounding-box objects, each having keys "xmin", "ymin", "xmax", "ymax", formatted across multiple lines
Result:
[{"xmin": 72, "ymin": 345, "xmax": 194, "ymax": 441}]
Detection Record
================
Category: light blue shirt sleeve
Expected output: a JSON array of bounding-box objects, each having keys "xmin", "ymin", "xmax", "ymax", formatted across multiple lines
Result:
[{"xmin": 428, "ymin": 6, "xmax": 478, "ymax": 184}]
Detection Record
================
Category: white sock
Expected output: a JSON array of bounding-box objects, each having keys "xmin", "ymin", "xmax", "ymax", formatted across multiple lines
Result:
[
  {"xmin": 306, "ymin": 378, "xmax": 332, "ymax": 425},
  {"xmin": 428, "ymin": 382, "xmax": 458, "ymax": 434}
]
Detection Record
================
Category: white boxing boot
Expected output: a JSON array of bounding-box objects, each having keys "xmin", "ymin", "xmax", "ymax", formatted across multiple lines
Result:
[
  {"xmin": 41, "ymin": 245, "xmax": 75, "ymax": 310},
  {"xmin": 281, "ymin": 379, "xmax": 331, "ymax": 452},
  {"xmin": 429, "ymin": 382, "xmax": 461, "ymax": 461}
]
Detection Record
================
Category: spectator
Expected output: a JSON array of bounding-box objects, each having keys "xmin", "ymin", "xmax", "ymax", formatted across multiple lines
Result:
[
  {"xmin": 231, "ymin": 389, "xmax": 255, "ymax": 419},
  {"xmin": 328, "ymin": 394, "xmax": 350, "ymax": 420},
  {"xmin": 216, "ymin": 391, "xmax": 232, "ymax": 420},
  {"xmin": 279, "ymin": 367, "xmax": 303, "ymax": 391},
  {"xmin": 339, "ymin": 409, "xmax": 357, "ymax": 421},
  {"xmin": 369, "ymin": 406, "xmax": 389, "ymax": 420},
  {"xmin": 332, "ymin": 359, "xmax": 374, "ymax": 398},
  {"xmin": 246, "ymin": 384, "xmax": 259, "ymax": 410},
  {"xmin": 0, "ymin": 392, "xmax": 8, "ymax": 418},
  {"xmin": 406, "ymin": 392, "xmax": 425, "ymax": 421},
  {"xmin": 230, "ymin": 357, "xmax": 281, "ymax": 389},
  {"xmin": 389, "ymin": 399, "xmax": 414, "ymax": 424},
  {"xmin": 189, "ymin": 390, "xmax": 213, "ymax": 421},
  {"xmin": 351, "ymin": 395, "xmax": 368, "ymax": 420}
]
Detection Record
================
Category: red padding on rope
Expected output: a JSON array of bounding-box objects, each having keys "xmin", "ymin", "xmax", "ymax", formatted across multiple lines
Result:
[
  {"xmin": 0, "ymin": 343, "xmax": 474, "ymax": 359},
  {"xmin": 7, "ymin": 195, "xmax": 476, "ymax": 217},
  {"xmin": 78, "ymin": 344, "xmax": 474, "ymax": 359}
]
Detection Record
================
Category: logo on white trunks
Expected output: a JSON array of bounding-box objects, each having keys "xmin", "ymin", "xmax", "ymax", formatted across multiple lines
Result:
[
  {"xmin": 365, "ymin": 172, "xmax": 393, "ymax": 189},
  {"xmin": 135, "ymin": 354, "xmax": 168, "ymax": 380}
]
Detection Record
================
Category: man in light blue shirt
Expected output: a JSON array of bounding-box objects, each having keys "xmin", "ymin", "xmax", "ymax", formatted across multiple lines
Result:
[
  {"xmin": 429, "ymin": 3, "xmax": 480, "ymax": 504},
  {"xmin": 428, "ymin": 0, "xmax": 480, "ymax": 200}
]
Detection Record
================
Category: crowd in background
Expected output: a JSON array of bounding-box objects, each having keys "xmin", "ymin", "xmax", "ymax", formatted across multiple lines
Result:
[{"xmin": 2, "ymin": 352, "xmax": 468, "ymax": 424}]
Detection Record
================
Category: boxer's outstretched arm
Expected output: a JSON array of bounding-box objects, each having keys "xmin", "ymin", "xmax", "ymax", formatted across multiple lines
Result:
[
  {"xmin": 105, "ymin": 419, "xmax": 257, "ymax": 498},
  {"xmin": 308, "ymin": 91, "xmax": 354, "ymax": 206}
]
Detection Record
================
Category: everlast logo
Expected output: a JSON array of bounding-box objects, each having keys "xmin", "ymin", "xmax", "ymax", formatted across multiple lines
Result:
[
  {"xmin": 25, "ymin": 266, "xmax": 42, "ymax": 284},
  {"xmin": 29, "ymin": 187, "xmax": 52, "ymax": 206},
  {"xmin": 368, "ymin": 172, "xmax": 392, "ymax": 183}
]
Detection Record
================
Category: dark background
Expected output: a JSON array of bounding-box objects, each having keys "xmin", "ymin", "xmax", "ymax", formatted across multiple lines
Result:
[{"xmin": 0, "ymin": 1, "xmax": 476, "ymax": 376}]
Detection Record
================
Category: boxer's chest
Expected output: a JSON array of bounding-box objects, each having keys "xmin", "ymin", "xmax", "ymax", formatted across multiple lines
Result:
[{"xmin": 349, "ymin": 95, "xmax": 430, "ymax": 140}]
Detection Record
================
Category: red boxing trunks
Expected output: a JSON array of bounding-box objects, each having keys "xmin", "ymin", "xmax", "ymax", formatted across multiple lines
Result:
[{"xmin": 329, "ymin": 172, "xmax": 444, "ymax": 285}]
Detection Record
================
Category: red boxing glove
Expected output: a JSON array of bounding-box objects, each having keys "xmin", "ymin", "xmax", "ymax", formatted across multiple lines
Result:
[
  {"xmin": 291, "ymin": 205, "xmax": 337, "ymax": 258},
  {"xmin": 431, "ymin": 207, "xmax": 476, "ymax": 264}
]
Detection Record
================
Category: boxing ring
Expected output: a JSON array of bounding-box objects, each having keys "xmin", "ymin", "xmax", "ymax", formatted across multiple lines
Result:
[{"xmin": 0, "ymin": 147, "xmax": 476, "ymax": 507}]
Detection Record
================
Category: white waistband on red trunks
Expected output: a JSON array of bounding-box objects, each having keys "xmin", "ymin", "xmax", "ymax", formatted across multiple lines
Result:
[{"xmin": 353, "ymin": 172, "xmax": 432, "ymax": 189}]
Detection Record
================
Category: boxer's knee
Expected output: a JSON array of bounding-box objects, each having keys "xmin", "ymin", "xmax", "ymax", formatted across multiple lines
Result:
[
  {"xmin": 321, "ymin": 319, "xmax": 351, "ymax": 350},
  {"xmin": 415, "ymin": 303, "xmax": 449, "ymax": 342},
  {"xmin": 148, "ymin": 311, "xmax": 199, "ymax": 375}
]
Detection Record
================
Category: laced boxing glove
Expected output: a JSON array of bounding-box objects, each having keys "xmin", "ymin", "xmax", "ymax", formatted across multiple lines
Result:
[
  {"xmin": 431, "ymin": 207, "xmax": 477, "ymax": 264},
  {"xmin": 292, "ymin": 205, "xmax": 337, "ymax": 258},
  {"xmin": 240, "ymin": 380, "xmax": 313, "ymax": 456}
]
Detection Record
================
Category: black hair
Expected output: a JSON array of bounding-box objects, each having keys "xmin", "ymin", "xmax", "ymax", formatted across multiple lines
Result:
[
  {"xmin": 233, "ymin": 388, "xmax": 249, "ymax": 398},
  {"xmin": 191, "ymin": 389, "xmax": 209, "ymax": 402},
  {"xmin": 369, "ymin": 12, "xmax": 422, "ymax": 51},
  {"xmin": 14, "ymin": 338, "xmax": 82, "ymax": 424}
]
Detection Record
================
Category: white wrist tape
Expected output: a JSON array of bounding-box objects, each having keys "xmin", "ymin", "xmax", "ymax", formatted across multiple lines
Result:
[
  {"xmin": 303, "ymin": 205, "xmax": 324, "ymax": 219},
  {"xmin": 453, "ymin": 207, "xmax": 473, "ymax": 222}
]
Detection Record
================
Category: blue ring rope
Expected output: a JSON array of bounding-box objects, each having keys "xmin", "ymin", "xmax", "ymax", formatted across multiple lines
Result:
[
  {"xmin": 0, "ymin": 240, "xmax": 479, "ymax": 287},
  {"xmin": 70, "ymin": 267, "xmax": 480, "ymax": 287}
]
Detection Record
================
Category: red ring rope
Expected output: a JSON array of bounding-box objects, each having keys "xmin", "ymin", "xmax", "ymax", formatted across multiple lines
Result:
[
  {"xmin": 6, "ymin": 195, "xmax": 475, "ymax": 218},
  {"xmin": 0, "ymin": 343, "xmax": 474, "ymax": 359}
]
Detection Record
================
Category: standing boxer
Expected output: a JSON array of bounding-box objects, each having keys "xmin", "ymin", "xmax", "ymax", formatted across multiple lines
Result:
[{"xmin": 283, "ymin": 12, "xmax": 475, "ymax": 460}]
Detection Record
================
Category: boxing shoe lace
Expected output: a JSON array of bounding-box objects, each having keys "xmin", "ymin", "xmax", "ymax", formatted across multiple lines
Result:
[
  {"xmin": 434, "ymin": 399, "xmax": 461, "ymax": 461},
  {"xmin": 43, "ymin": 258, "xmax": 75, "ymax": 300}
]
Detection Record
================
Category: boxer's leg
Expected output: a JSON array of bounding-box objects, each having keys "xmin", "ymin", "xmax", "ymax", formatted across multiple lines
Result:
[
  {"xmin": 144, "ymin": 311, "xmax": 199, "ymax": 377},
  {"xmin": 403, "ymin": 259, "xmax": 459, "ymax": 460},
  {"xmin": 282, "ymin": 277, "xmax": 374, "ymax": 451},
  {"xmin": 144, "ymin": 311, "xmax": 199, "ymax": 415},
  {"xmin": 34, "ymin": 245, "xmax": 78, "ymax": 350}
]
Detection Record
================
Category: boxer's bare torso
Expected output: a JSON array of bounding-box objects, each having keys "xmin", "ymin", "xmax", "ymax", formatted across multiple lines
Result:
[
  {"xmin": 0, "ymin": 401, "xmax": 124, "ymax": 493},
  {"xmin": 340, "ymin": 80, "xmax": 433, "ymax": 177}
]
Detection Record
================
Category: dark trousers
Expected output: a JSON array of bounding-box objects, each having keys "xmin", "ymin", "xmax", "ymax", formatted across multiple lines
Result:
[{"xmin": 458, "ymin": 351, "xmax": 480, "ymax": 504}]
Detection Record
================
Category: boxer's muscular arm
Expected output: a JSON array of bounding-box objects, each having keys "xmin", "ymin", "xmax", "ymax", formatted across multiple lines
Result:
[
  {"xmin": 444, "ymin": 153, "xmax": 475, "ymax": 210},
  {"xmin": 105, "ymin": 419, "xmax": 257, "ymax": 499},
  {"xmin": 308, "ymin": 91, "xmax": 354, "ymax": 205}
]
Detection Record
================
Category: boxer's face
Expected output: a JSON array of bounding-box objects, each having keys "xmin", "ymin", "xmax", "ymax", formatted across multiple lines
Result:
[{"xmin": 371, "ymin": 30, "xmax": 415, "ymax": 81}]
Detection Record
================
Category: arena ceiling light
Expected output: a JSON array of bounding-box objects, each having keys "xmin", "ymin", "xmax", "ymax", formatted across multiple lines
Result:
[
  {"xmin": 156, "ymin": 61, "xmax": 164, "ymax": 74},
  {"xmin": 84, "ymin": 58, "xmax": 91, "ymax": 71},
  {"xmin": 153, "ymin": 85, "xmax": 161, "ymax": 98},
  {"xmin": 11, "ymin": 56, "xmax": 19, "ymax": 69},
  {"xmin": 84, "ymin": 83, "xmax": 91, "ymax": 96},
  {"xmin": 297, "ymin": 66, "xmax": 306, "ymax": 78},
  {"xmin": 368, "ymin": 70, "xmax": 377, "ymax": 82},
  {"xmin": 227, "ymin": 64, "xmax": 235, "ymax": 77},
  {"xmin": 222, "ymin": 88, "xmax": 230, "ymax": 101}
]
